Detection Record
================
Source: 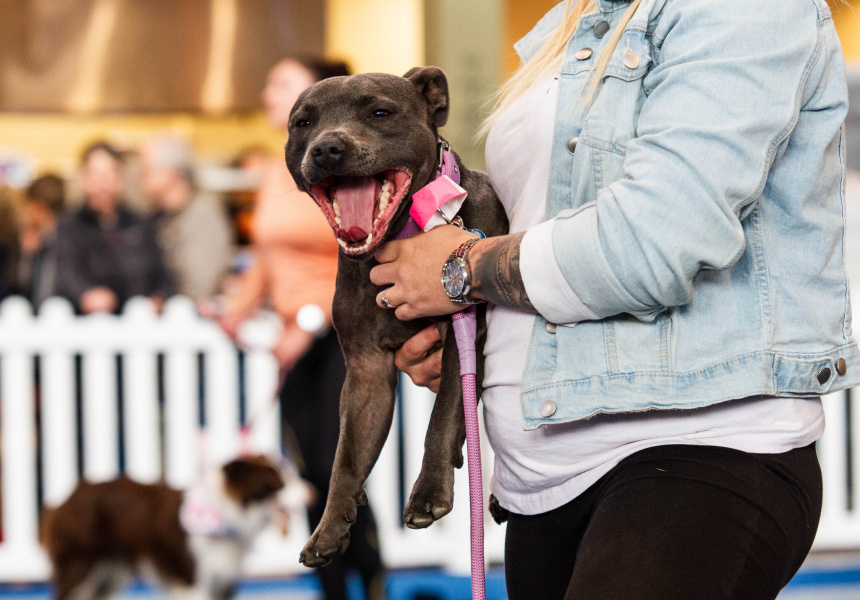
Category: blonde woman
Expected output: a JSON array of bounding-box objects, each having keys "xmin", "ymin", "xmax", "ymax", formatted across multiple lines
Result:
[{"xmin": 370, "ymin": 0, "xmax": 855, "ymax": 597}]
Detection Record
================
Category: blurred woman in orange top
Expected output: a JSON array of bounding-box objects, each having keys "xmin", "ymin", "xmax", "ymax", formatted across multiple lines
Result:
[
  {"xmin": 215, "ymin": 57, "xmax": 384, "ymax": 600},
  {"xmin": 219, "ymin": 58, "xmax": 339, "ymax": 368}
]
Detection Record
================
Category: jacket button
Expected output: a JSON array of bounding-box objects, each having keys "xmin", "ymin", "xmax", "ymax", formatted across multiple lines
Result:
[
  {"xmin": 545, "ymin": 322, "xmax": 557, "ymax": 334},
  {"xmin": 593, "ymin": 20, "xmax": 610, "ymax": 38},
  {"xmin": 817, "ymin": 368, "xmax": 832, "ymax": 385},
  {"xmin": 575, "ymin": 47, "xmax": 593, "ymax": 60},
  {"xmin": 837, "ymin": 358, "xmax": 847, "ymax": 376},
  {"xmin": 540, "ymin": 400, "xmax": 557, "ymax": 418},
  {"xmin": 623, "ymin": 50, "xmax": 640, "ymax": 69},
  {"xmin": 566, "ymin": 137, "xmax": 578, "ymax": 155}
]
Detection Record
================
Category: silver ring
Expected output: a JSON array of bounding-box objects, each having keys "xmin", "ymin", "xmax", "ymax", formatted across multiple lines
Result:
[{"xmin": 381, "ymin": 291, "xmax": 394, "ymax": 309}]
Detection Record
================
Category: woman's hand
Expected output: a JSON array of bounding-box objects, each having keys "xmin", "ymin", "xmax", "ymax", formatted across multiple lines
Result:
[
  {"xmin": 395, "ymin": 325, "xmax": 443, "ymax": 392},
  {"xmin": 370, "ymin": 225, "xmax": 475, "ymax": 320},
  {"xmin": 202, "ymin": 296, "xmax": 245, "ymax": 341}
]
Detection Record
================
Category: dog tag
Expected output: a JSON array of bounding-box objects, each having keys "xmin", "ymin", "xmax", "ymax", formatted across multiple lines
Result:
[{"xmin": 410, "ymin": 175, "xmax": 468, "ymax": 232}]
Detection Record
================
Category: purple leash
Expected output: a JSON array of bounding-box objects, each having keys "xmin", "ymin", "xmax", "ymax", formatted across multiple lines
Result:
[
  {"xmin": 393, "ymin": 141, "xmax": 486, "ymax": 599},
  {"xmin": 451, "ymin": 305, "xmax": 486, "ymax": 600}
]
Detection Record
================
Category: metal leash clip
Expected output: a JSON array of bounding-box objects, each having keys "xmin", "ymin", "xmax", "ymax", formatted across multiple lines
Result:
[
  {"xmin": 434, "ymin": 208, "xmax": 466, "ymax": 230},
  {"xmin": 433, "ymin": 210, "xmax": 485, "ymax": 239},
  {"xmin": 436, "ymin": 140, "xmax": 451, "ymax": 170}
]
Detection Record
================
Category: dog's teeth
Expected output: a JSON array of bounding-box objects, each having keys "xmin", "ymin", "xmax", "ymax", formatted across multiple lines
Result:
[
  {"xmin": 333, "ymin": 201, "xmax": 341, "ymax": 216},
  {"xmin": 335, "ymin": 216, "xmax": 342, "ymax": 225},
  {"xmin": 338, "ymin": 238, "xmax": 347, "ymax": 248},
  {"xmin": 366, "ymin": 233, "xmax": 373, "ymax": 245}
]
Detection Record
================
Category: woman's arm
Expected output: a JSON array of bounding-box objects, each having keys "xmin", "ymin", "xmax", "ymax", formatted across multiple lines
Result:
[
  {"xmin": 376, "ymin": 1, "xmax": 828, "ymax": 326},
  {"xmin": 468, "ymin": 232, "xmax": 534, "ymax": 311},
  {"xmin": 227, "ymin": 257, "xmax": 267, "ymax": 316},
  {"xmin": 216, "ymin": 256, "xmax": 268, "ymax": 338},
  {"xmin": 545, "ymin": 0, "xmax": 828, "ymax": 322},
  {"xmin": 370, "ymin": 225, "xmax": 536, "ymax": 320}
]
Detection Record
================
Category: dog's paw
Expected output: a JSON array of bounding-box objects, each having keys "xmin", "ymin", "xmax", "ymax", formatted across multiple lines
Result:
[
  {"xmin": 299, "ymin": 501, "xmax": 357, "ymax": 568},
  {"xmin": 299, "ymin": 524, "xmax": 352, "ymax": 568},
  {"xmin": 403, "ymin": 473, "xmax": 454, "ymax": 529}
]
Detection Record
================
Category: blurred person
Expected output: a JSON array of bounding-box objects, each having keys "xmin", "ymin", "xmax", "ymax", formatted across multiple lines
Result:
[
  {"xmin": 139, "ymin": 134, "xmax": 232, "ymax": 300},
  {"xmin": 211, "ymin": 57, "xmax": 384, "ymax": 600},
  {"xmin": 16, "ymin": 174, "xmax": 65, "ymax": 307},
  {"xmin": 0, "ymin": 185, "xmax": 19, "ymax": 301},
  {"xmin": 214, "ymin": 146, "xmax": 272, "ymax": 300},
  {"xmin": 55, "ymin": 141, "xmax": 173, "ymax": 314},
  {"xmin": 226, "ymin": 145, "xmax": 271, "ymax": 249}
]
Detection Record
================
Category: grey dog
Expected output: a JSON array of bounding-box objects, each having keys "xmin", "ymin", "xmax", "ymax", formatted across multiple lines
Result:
[{"xmin": 285, "ymin": 67, "xmax": 508, "ymax": 567}]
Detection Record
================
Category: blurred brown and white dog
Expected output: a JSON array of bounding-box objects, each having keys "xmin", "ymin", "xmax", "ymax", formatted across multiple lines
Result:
[{"xmin": 43, "ymin": 456, "xmax": 288, "ymax": 600}]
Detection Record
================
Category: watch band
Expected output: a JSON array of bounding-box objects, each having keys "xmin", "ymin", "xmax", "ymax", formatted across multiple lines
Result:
[
  {"xmin": 447, "ymin": 238, "xmax": 485, "ymax": 304},
  {"xmin": 452, "ymin": 237, "xmax": 482, "ymax": 261}
]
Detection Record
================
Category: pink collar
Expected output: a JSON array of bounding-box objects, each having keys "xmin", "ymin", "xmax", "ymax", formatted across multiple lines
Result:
[
  {"xmin": 436, "ymin": 140, "xmax": 461, "ymax": 185},
  {"xmin": 392, "ymin": 140, "xmax": 460, "ymax": 240},
  {"xmin": 180, "ymin": 479, "xmax": 240, "ymax": 539}
]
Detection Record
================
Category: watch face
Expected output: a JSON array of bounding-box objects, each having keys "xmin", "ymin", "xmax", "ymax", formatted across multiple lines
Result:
[{"xmin": 442, "ymin": 258, "xmax": 467, "ymax": 298}]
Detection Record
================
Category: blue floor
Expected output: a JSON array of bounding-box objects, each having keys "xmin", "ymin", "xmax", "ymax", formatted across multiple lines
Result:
[
  {"xmin": 778, "ymin": 565, "xmax": 860, "ymax": 599},
  {"xmin": 0, "ymin": 569, "xmax": 504, "ymax": 600},
  {"xmin": 2, "ymin": 564, "xmax": 859, "ymax": 599}
]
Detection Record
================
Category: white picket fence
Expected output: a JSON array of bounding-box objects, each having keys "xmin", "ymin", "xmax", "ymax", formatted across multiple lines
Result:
[
  {"xmin": 0, "ymin": 295, "xmax": 506, "ymax": 583},
  {"xmin": 0, "ymin": 296, "xmax": 858, "ymax": 584}
]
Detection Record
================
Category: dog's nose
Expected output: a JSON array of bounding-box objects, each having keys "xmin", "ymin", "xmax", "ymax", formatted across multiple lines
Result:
[{"xmin": 311, "ymin": 136, "xmax": 346, "ymax": 168}]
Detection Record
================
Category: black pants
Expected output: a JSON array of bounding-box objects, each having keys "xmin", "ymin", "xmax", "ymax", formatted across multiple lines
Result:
[
  {"xmin": 504, "ymin": 443, "xmax": 822, "ymax": 600},
  {"xmin": 280, "ymin": 329, "xmax": 384, "ymax": 600}
]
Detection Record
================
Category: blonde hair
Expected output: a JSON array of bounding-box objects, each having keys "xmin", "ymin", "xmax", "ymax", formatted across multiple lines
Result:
[{"xmin": 480, "ymin": 0, "xmax": 642, "ymax": 138}]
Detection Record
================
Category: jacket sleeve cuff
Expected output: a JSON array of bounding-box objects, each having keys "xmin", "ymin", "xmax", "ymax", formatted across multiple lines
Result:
[{"xmin": 520, "ymin": 218, "xmax": 600, "ymax": 324}]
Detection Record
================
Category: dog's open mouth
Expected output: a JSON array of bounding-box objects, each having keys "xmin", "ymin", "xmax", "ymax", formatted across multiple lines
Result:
[{"xmin": 308, "ymin": 168, "xmax": 413, "ymax": 256}]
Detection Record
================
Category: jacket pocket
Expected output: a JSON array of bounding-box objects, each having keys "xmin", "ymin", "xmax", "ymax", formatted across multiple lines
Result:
[
  {"xmin": 602, "ymin": 310, "xmax": 673, "ymax": 374},
  {"xmin": 579, "ymin": 29, "xmax": 652, "ymax": 190}
]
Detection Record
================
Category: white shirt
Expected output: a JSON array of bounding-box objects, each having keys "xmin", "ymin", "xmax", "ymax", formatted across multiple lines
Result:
[{"xmin": 481, "ymin": 76, "xmax": 824, "ymax": 515}]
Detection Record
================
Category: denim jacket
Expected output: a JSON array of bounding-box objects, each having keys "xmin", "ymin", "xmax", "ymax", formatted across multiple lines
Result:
[{"xmin": 517, "ymin": 0, "xmax": 859, "ymax": 429}]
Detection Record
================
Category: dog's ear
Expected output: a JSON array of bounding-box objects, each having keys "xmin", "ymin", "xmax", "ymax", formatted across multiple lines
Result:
[
  {"xmin": 404, "ymin": 67, "xmax": 449, "ymax": 128},
  {"xmin": 222, "ymin": 456, "xmax": 284, "ymax": 506}
]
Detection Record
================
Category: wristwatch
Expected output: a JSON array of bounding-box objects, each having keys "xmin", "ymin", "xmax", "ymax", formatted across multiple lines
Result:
[{"xmin": 441, "ymin": 238, "xmax": 485, "ymax": 304}]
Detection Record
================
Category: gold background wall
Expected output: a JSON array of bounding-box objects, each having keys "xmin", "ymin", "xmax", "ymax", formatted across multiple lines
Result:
[{"xmin": 0, "ymin": 0, "xmax": 858, "ymax": 180}]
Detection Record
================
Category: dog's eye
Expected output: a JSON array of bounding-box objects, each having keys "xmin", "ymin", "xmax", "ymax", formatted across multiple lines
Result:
[
  {"xmin": 371, "ymin": 109, "xmax": 391, "ymax": 118},
  {"xmin": 294, "ymin": 119, "xmax": 311, "ymax": 128}
]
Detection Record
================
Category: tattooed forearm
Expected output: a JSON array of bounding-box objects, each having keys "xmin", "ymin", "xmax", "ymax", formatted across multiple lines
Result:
[{"xmin": 468, "ymin": 232, "xmax": 536, "ymax": 312}]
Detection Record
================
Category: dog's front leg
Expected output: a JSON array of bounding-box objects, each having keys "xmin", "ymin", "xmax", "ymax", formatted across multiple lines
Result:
[
  {"xmin": 300, "ymin": 349, "xmax": 397, "ymax": 567},
  {"xmin": 403, "ymin": 321, "xmax": 467, "ymax": 529}
]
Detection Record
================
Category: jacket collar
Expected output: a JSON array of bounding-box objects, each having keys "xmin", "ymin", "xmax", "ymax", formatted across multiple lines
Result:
[
  {"xmin": 514, "ymin": 0, "xmax": 639, "ymax": 65},
  {"xmin": 595, "ymin": 0, "xmax": 633, "ymax": 11}
]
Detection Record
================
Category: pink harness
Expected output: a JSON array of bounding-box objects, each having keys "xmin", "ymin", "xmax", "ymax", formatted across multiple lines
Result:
[
  {"xmin": 397, "ymin": 141, "xmax": 486, "ymax": 600},
  {"xmin": 180, "ymin": 474, "xmax": 239, "ymax": 539}
]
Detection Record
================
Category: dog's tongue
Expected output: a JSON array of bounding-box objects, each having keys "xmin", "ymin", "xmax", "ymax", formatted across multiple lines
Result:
[{"xmin": 336, "ymin": 176, "xmax": 377, "ymax": 242}]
